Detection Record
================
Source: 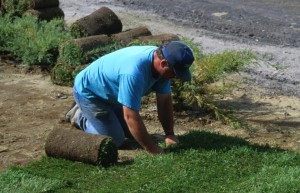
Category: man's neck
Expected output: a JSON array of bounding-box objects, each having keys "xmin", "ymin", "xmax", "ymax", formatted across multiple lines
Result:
[{"xmin": 152, "ymin": 53, "xmax": 159, "ymax": 79}]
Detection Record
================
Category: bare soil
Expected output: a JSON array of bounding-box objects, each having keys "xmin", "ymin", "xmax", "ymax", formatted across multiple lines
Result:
[{"xmin": 1, "ymin": 0, "xmax": 300, "ymax": 172}]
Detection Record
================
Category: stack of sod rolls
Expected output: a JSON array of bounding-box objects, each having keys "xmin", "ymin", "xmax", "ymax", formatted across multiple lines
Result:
[
  {"xmin": 70, "ymin": 6, "xmax": 122, "ymax": 38},
  {"xmin": 51, "ymin": 6, "xmax": 180, "ymax": 86},
  {"xmin": 25, "ymin": 0, "xmax": 64, "ymax": 21},
  {"xmin": 45, "ymin": 128, "xmax": 118, "ymax": 167}
]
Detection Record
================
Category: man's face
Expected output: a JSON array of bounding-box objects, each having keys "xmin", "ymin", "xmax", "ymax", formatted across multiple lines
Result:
[{"xmin": 160, "ymin": 60, "xmax": 176, "ymax": 80}]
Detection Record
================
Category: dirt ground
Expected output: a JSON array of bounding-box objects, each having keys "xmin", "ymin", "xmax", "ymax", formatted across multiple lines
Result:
[{"xmin": 1, "ymin": 1, "xmax": 300, "ymax": 172}]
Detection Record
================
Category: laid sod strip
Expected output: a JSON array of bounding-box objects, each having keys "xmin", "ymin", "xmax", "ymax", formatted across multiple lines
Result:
[
  {"xmin": 70, "ymin": 6, "xmax": 122, "ymax": 38},
  {"xmin": 137, "ymin": 33, "xmax": 180, "ymax": 44},
  {"xmin": 45, "ymin": 128, "xmax": 118, "ymax": 167},
  {"xmin": 25, "ymin": 7, "xmax": 64, "ymax": 21},
  {"xmin": 111, "ymin": 27, "xmax": 152, "ymax": 45},
  {"xmin": 1, "ymin": 130, "xmax": 300, "ymax": 193},
  {"xmin": 0, "ymin": 169, "xmax": 68, "ymax": 193}
]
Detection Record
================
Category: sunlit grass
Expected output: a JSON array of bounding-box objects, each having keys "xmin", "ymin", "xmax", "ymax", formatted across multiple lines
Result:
[{"xmin": 1, "ymin": 130, "xmax": 299, "ymax": 193}]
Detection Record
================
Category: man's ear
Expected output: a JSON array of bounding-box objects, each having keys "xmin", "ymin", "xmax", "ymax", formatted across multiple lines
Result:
[{"xmin": 160, "ymin": 59, "xmax": 169, "ymax": 68}]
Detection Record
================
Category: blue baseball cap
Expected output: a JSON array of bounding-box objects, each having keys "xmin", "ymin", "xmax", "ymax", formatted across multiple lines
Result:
[{"xmin": 162, "ymin": 41, "xmax": 194, "ymax": 82}]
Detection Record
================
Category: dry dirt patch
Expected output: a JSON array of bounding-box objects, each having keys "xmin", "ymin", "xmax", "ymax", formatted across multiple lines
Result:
[{"xmin": 0, "ymin": 63, "xmax": 73, "ymax": 172}]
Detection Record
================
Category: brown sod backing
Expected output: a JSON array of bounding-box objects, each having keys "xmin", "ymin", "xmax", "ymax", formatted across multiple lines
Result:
[
  {"xmin": 27, "ymin": 0, "xmax": 59, "ymax": 9},
  {"xmin": 45, "ymin": 128, "xmax": 118, "ymax": 166},
  {"xmin": 25, "ymin": 7, "xmax": 64, "ymax": 21},
  {"xmin": 112, "ymin": 27, "xmax": 152, "ymax": 45},
  {"xmin": 137, "ymin": 33, "xmax": 180, "ymax": 44},
  {"xmin": 71, "ymin": 34, "xmax": 113, "ymax": 53},
  {"xmin": 70, "ymin": 6, "xmax": 122, "ymax": 38}
]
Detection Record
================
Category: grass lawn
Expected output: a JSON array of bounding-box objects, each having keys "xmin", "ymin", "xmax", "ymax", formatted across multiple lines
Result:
[{"xmin": 1, "ymin": 130, "xmax": 300, "ymax": 193}]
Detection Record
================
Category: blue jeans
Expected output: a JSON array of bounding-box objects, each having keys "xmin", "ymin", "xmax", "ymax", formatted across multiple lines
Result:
[{"xmin": 73, "ymin": 87, "xmax": 131, "ymax": 147}]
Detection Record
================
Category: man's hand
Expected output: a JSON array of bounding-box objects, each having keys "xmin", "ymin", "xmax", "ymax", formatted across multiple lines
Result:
[
  {"xmin": 123, "ymin": 106, "xmax": 164, "ymax": 156},
  {"xmin": 148, "ymin": 145, "xmax": 164, "ymax": 155},
  {"xmin": 165, "ymin": 135, "xmax": 179, "ymax": 147}
]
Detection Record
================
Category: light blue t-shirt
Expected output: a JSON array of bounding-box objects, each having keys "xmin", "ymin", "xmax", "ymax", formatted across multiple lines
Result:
[{"xmin": 74, "ymin": 46, "xmax": 171, "ymax": 110}]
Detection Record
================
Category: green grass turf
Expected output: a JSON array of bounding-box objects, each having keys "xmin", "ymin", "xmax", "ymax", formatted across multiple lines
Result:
[{"xmin": 1, "ymin": 130, "xmax": 300, "ymax": 193}]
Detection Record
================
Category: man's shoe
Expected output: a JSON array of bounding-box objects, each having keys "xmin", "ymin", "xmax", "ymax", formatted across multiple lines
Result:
[{"xmin": 64, "ymin": 102, "xmax": 77, "ymax": 122}]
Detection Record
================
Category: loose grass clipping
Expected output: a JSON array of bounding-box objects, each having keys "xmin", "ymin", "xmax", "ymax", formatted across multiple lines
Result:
[
  {"xmin": 25, "ymin": 7, "xmax": 64, "ymax": 21},
  {"xmin": 45, "ymin": 128, "xmax": 118, "ymax": 167},
  {"xmin": 70, "ymin": 6, "xmax": 122, "ymax": 38}
]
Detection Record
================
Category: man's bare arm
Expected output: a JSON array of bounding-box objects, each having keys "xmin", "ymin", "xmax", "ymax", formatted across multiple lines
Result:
[
  {"xmin": 156, "ymin": 93, "xmax": 174, "ymax": 135},
  {"xmin": 156, "ymin": 93, "xmax": 179, "ymax": 146},
  {"xmin": 123, "ymin": 106, "xmax": 163, "ymax": 155}
]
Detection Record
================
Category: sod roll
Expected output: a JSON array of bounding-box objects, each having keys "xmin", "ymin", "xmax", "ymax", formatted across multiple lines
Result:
[
  {"xmin": 45, "ymin": 128, "xmax": 118, "ymax": 166},
  {"xmin": 70, "ymin": 6, "xmax": 122, "ymax": 38},
  {"xmin": 137, "ymin": 33, "xmax": 180, "ymax": 44},
  {"xmin": 71, "ymin": 34, "xmax": 112, "ymax": 53},
  {"xmin": 0, "ymin": 0, "xmax": 2, "ymax": 15},
  {"xmin": 25, "ymin": 7, "xmax": 64, "ymax": 21},
  {"xmin": 112, "ymin": 27, "xmax": 152, "ymax": 45},
  {"xmin": 27, "ymin": 0, "xmax": 59, "ymax": 9}
]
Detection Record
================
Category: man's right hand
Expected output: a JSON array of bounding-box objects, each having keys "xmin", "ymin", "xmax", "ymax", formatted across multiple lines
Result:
[
  {"xmin": 123, "ymin": 106, "xmax": 163, "ymax": 156},
  {"xmin": 147, "ymin": 145, "xmax": 164, "ymax": 155}
]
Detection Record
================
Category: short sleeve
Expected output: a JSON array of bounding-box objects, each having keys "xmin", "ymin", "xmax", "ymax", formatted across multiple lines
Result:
[
  {"xmin": 118, "ymin": 75, "xmax": 144, "ymax": 110},
  {"xmin": 152, "ymin": 79, "xmax": 171, "ymax": 94}
]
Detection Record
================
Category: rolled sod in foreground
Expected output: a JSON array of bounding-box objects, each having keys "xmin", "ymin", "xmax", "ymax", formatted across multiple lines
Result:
[
  {"xmin": 112, "ymin": 27, "xmax": 152, "ymax": 45},
  {"xmin": 25, "ymin": 7, "xmax": 64, "ymax": 21},
  {"xmin": 45, "ymin": 128, "xmax": 118, "ymax": 166},
  {"xmin": 70, "ymin": 6, "xmax": 122, "ymax": 38}
]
